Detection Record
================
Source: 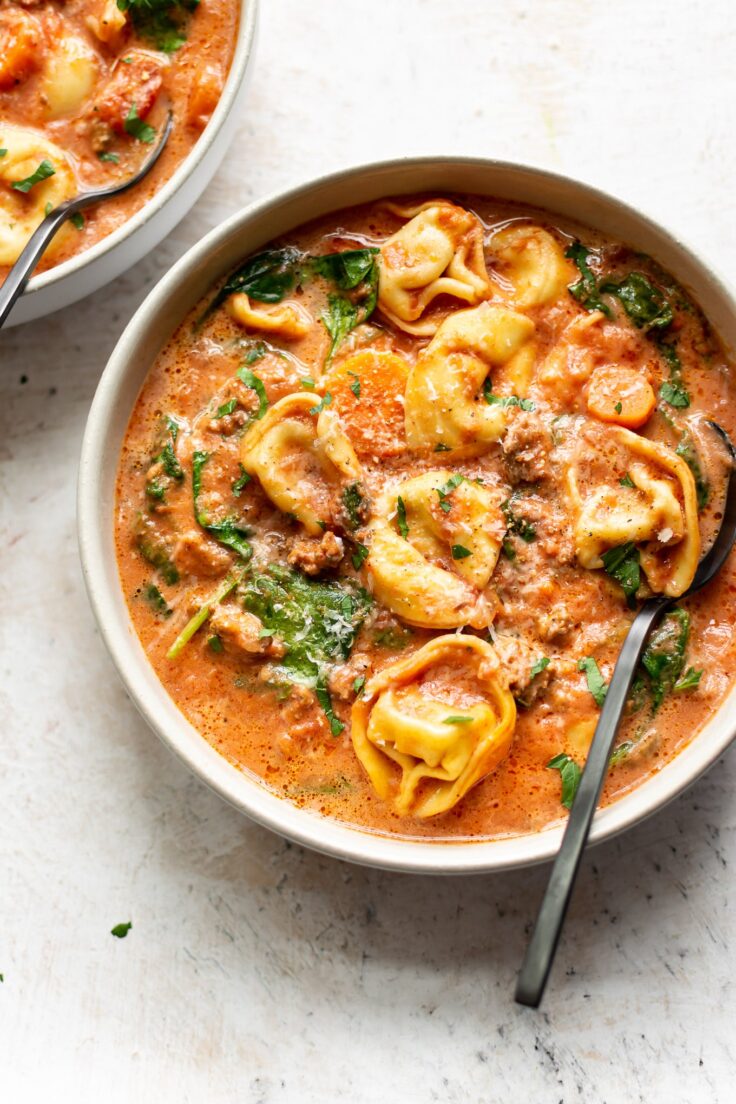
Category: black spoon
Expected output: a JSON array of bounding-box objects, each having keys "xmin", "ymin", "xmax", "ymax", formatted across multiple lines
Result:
[
  {"xmin": 516, "ymin": 420, "xmax": 736, "ymax": 1008},
  {"xmin": 0, "ymin": 111, "xmax": 173, "ymax": 329}
]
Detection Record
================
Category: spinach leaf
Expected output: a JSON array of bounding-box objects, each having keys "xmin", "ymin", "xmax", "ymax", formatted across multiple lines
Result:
[
  {"xmin": 309, "ymin": 391, "xmax": 333, "ymax": 415},
  {"xmin": 216, "ymin": 247, "xmax": 303, "ymax": 307},
  {"xmin": 601, "ymin": 541, "xmax": 641, "ymax": 607},
  {"xmin": 676, "ymin": 432, "xmax": 710, "ymax": 510},
  {"xmin": 144, "ymin": 583, "xmax": 172, "ymax": 618},
  {"xmin": 599, "ymin": 272, "xmax": 673, "ymax": 332},
  {"xmin": 674, "ymin": 666, "xmax": 702, "ymax": 692},
  {"xmin": 657, "ymin": 341, "xmax": 691, "ymax": 409},
  {"xmin": 315, "ymin": 682, "xmax": 345, "ymax": 736},
  {"xmin": 137, "ymin": 533, "xmax": 179, "ymax": 585},
  {"xmin": 232, "ymin": 464, "xmax": 251, "ymax": 497},
  {"xmin": 310, "ymin": 248, "xmax": 379, "ymax": 290},
  {"xmin": 236, "ymin": 365, "xmax": 269, "ymax": 419},
  {"xmin": 565, "ymin": 242, "xmax": 613, "ymax": 317},
  {"xmin": 241, "ymin": 566, "xmax": 371, "ymax": 728},
  {"xmin": 578, "ymin": 656, "xmax": 608, "ymax": 707},
  {"xmin": 192, "ymin": 451, "xmax": 252, "ymax": 560},
  {"xmin": 11, "ymin": 159, "xmax": 55, "ymax": 193},
  {"xmin": 547, "ymin": 753, "xmax": 582, "ymax": 809},
  {"xmin": 640, "ymin": 607, "xmax": 690, "ymax": 711}
]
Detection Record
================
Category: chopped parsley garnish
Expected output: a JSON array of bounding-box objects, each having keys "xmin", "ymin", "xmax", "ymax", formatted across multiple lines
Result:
[
  {"xmin": 216, "ymin": 398, "xmax": 238, "ymax": 418},
  {"xmin": 348, "ymin": 371, "xmax": 361, "ymax": 398},
  {"xmin": 482, "ymin": 380, "xmax": 535, "ymax": 410},
  {"xmin": 98, "ymin": 151, "xmax": 120, "ymax": 164},
  {"xmin": 396, "ymin": 495, "xmax": 409, "ymax": 538},
  {"xmin": 619, "ymin": 472, "xmax": 635, "ymax": 488},
  {"xmin": 342, "ymin": 482, "xmax": 365, "ymax": 531},
  {"xmin": 70, "ymin": 211, "xmax": 84, "ymax": 231},
  {"xmin": 501, "ymin": 537, "xmax": 516, "ymax": 561},
  {"xmin": 300, "ymin": 377, "xmax": 316, "ymax": 390},
  {"xmin": 116, "ymin": 0, "xmax": 198, "ymax": 54},
  {"xmin": 601, "ymin": 541, "xmax": 641, "ymax": 607},
  {"xmin": 11, "ymin": 159, "xmax": 55, "ymax": 193},
  {"xmin": 243, "ymin": 341, "xmax": 267, "ymax": 366},
  {"xmin": 451, "ymin": 544, "xmax": 471, "ymax": 559},
  {"xmin": 353, "ymin": 675, "xmax": 366, "ymax": 696},
  {"xmin": 614, "ymin": 401, "xmax": 623, "ymax": 414},
  {"xmin": 351, "ymin": 542, "xmax": 369, "ymax": 570},
  {"xmin": 0, "ymin": 149, "xmax": 7, "ymax": 158},
  {"xmin": 309, "ymin": 391, "xmax": 333, "ymax": 415},
  {"xmin": 207, "ymin": 634, "xmax": 224, "ymax": 653},
  {"xmin": 547, "ymin": 753, "xmax": 582, "ymax": 810},
  {"xmin": 373, "ymin": 625, "xmax": 413, "ymax": 650},
  {"xmin": 578, "ymin": 656, "xmax": 608, "ymax": 707},
  {"xmin": 111, "ymin": 921, "xmax": 132, "ymax": 939},
  {"xmin": 501, "ymin": 494, "xmax": 536, "ymax": 542},
  {"xmin": 236, "ymin": 365, "xmax": 269, "ymax": 419},
  {"xmin": 192, "ymin": 451, "xmax": 252, "ymax": 560},
  {"xmin": 436, "ymin": 473, "xmax": 464, "ymax": 513},
  {"xmin": 443, "ymin": 715, "xmax": 473, "ymax": 725},
  {"xmin": 123, "ymin": 103, "xmax": 156, "ymax": 144},
  {"xmin": 44, "ymin": 201, "xmax": 53, "ymax": 217},
  {"xmin": 434, "ymin": 443, "xmax": 450, "ymax": 452},
  {"xmin": 530, "ymin": 656, "xmax": 551, "ymax": 680}
]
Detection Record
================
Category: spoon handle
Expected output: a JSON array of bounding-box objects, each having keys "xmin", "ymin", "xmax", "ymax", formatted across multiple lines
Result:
[
  {"xmin": 0, "ymin": 205, "xmax": 77, "ymax": 329},
  {"xmin": 515, "ymin": 594, "xmax": 670, "ymax": 1008}
]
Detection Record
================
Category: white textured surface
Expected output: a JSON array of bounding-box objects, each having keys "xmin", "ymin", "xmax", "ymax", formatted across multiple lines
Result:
[{"xmin": 1, "ymin": 0, "xmax": 735, "ymax": 1098}]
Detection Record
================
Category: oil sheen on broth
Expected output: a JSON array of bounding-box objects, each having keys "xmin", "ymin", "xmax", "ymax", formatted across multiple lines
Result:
[
  {"xmin": 114, "ymin": 194, "xmax": 736, "ymax": 841},
  {"xmin": 0, "ymin": 0, "xmax": 240, "ymax": 279}
]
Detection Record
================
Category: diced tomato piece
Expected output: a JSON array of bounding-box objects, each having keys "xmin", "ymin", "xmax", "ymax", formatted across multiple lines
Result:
[{"xmin": 92, "ymin": 49, "xmax": 164, "ymax": 135}]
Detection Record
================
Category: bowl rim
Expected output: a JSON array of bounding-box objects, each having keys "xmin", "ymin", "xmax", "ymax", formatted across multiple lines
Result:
[
  {"xmin": 78, "ymin": 154, "xmax": 736, "ymax": 874},
  {"xmin": 19, "ymin": 0, "xmax": 258, "ymax": 299}
]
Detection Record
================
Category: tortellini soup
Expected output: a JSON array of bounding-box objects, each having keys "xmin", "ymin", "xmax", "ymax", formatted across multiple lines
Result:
[
  {"xmin": 0, "ymin": 0, "xmax": 240, "ymax": 279},
  {"xmin": 115, "ymin": 194, "xmax": 736, "ymax": 839}
]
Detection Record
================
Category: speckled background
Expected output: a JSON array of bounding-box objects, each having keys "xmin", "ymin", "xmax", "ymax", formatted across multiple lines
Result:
[{"xmin": 1, "ymin": 1, "xmax": 735, "ymax": 1099}]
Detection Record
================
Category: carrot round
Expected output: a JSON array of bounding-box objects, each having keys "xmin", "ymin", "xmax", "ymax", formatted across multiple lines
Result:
[
  {"xmin": 586, "ymin": 364, "xmax": 656, "ymax": 429},
  {"xmin": 322, "ymin": 349, "xmax": 409, "ymax": 460}
]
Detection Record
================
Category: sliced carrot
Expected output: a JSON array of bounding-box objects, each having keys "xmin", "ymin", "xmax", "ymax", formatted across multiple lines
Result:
[
  {"xmin": 322, "ymin": 349, "xmax": 409, "ymax": 460},
  {"xmin": 586, "ymin": 364, "xmax": 656, "ymax": 429}
]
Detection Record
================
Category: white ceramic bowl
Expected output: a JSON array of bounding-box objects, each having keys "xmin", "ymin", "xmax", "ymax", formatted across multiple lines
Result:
[
  {"xmin": 78, "ymin": 157, "xmax": 736, "ymax": 873},
  {"xmin": 7, "ymin": 0, "xmax": 258, "ymax": 328}
]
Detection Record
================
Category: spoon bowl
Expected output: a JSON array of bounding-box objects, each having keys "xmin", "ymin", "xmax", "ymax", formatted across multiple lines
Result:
[{"xmin": 0, "ymin": 113, "xmax": 174, "ymax": 329}]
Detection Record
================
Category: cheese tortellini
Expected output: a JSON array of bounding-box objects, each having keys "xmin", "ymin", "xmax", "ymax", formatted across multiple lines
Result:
[
  {"xmin": 489, "ymin": 224, "xmax": 575, "ymax": 308},
  {"xmin": 351, "ymin": 635, "xmax": 516, "ymax": 817},
  {"xmin": 0, "ymin": 125, "xmax": 76, "ymax": 266},
  {"xmin": 227, "ymin": 294, "xmax": 313, "ymax": 340},
  {"xmin": 366, "ymin": 470, "xmax": 503, "ymax": 628},
  {"xmin": 378, "ymin": 200, "xmax": 492, "ymax": 335},
  {"xmin": 404, "ymin": 301, "xmax": 535, "ymax": 455},
  {"xmin": 567, "ymin": 424, "xmax": 700, "ymax": 596},
  {"xmin": 39, "ymin": 34, "xmax": 100, "ymax": 119},
  {"xmin": 240, "ymin": 393, "xmax": 361, "ymax": 535}
]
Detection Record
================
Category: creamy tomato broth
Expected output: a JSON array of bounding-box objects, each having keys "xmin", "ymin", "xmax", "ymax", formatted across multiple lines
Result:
[
  {"xmin": 0, "ymin": 0, "xmax": 239, "ymax": 277},
  {"xmin": 115, "ymin": 195, "xmax": 736, "ymax": 840}
]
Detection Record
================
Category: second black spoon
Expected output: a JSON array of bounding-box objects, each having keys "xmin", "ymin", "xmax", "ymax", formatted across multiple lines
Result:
[{"xmin": 515, "ymin": 420, "xmax": 736, "ymax": 1008}]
